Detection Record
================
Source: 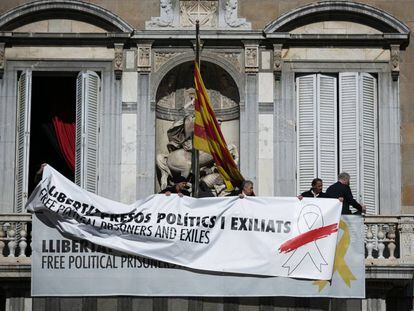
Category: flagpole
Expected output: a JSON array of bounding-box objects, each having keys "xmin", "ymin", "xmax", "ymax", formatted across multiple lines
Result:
[{"xmin": 192, "ymin": 20, "xmax": 200, "ymax": 198}]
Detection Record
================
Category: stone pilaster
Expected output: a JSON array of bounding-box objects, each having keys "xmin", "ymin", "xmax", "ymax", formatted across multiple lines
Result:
[{"xmin": 399, "ymin": 217, "xmax": 414, "ymax": 263}]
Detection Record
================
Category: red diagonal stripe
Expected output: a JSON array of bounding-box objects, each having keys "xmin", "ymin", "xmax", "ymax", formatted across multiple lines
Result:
[{"xmin": 278, "ymin": 223, "xmax": 338, "ymax": 253}]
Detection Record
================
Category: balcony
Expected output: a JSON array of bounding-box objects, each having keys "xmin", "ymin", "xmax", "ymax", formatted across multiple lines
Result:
[{"xmin": 1, "ymin": 214, "xmax": 414, "ymax": 277}]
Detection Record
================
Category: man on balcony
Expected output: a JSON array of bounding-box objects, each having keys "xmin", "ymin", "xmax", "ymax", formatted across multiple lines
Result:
[{"xmin": 326, "ymin": 172, "xmax": 366, "ymax": 215}]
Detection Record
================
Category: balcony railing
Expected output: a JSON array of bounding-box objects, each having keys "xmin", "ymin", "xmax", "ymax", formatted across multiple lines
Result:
[{"xmin": 1, "ymin": 214, "xmax": 414, "ymax": 276}]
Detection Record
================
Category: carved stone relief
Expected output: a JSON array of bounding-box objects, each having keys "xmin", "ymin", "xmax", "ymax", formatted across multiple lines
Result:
[
  {"xmin": 244, "ymin": 45, "xmax": 258, "ymax": 73},
  {"xmin": 390, "ymin": 44, "xmax": 400, "ymax": 81},
  {"xmin": 146, "ymin": 0, "xmax": 174, "ymax": 29},
  {"xmin": 0, "ymin": 43, "xmax": 5, "ymax": 79},
  {"xmin": 154, "ymin": 51, "xmax": 184, "ymax": 72},
  {"xmin": 220, "ymin": 52, "xmax": 241, "ymax": 72},
  {"xmin": 224, "ymin": 0, "xmax": 250, "ymax": 29},
  {"xmin": 146, "ymin": 0, "xmax": 251, "ymax": 30},
  {"xmin": 113, "ymin": 43, "xmax": 123, "ymax": 80},
  {"xmin": 273, "ymin": 44, "xmax": 283, "ymax": 80},
  {"xmin": 137, "ymin": 45, "xmax": 152, "ymax": 72},
  {"xmin": 180, "ymin": 1, "xmax": 218, "ymax": 28},
  {"xmin": 155, "ymin": 62, "xmax": 240, "ymax": 195}
]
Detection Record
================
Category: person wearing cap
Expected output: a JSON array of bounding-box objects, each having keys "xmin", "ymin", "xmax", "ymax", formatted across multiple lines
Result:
[{"xmin": 159, "ymin": 176, "xmax": 191, "ymax": 197}]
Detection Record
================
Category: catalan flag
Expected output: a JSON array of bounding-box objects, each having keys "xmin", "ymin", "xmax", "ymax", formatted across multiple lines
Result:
[{"xmin": 193, "ymin": 62, "xmax": 244, "ymax": 190}]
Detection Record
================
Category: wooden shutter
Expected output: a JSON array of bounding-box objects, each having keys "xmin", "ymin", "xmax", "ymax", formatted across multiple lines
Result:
[
  {"xmin": 317, "ymin": 74, "xmax": 338, "ymax": 189},
  {"xmin": 360, "ymin": 73, "xmax": 377, "ymax": 215},
  {"xmin": 296, "ymin": 74, "xmax": 317, "ymax": 194},
  {"xmin": 75, "ymin": 71, "xmax": 100, "ymax": 193},
  {"xmin": 339, "ymin": 72, "xmax": 360, "ymax": 200},
  {"xmin": 15, "ymin": 70, "xmax": 32, "ymax": 212}
]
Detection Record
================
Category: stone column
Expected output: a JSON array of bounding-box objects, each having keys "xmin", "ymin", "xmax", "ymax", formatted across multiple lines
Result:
[
  {"xmin": 136, "ymin": 42, "xmax": 155, "ymax": 198},
  {"xmin": 99, "ymin": 63, "xmax": 122, "ymax": 201},
  {"xmin": 241, "ymin": 42, "xmax": 259, "ymax": 183},
  {"xmin": 274, "ymin": 46, "xmax": 296, "ymax": 196}
]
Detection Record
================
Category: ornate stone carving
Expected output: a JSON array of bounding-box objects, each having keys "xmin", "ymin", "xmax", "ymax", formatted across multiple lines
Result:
[
  {"xmin": 220, "ymin": 52, "xmax": 241, "ymax": 72},
  {"xmin": 273, "ymin": 44, "xmax": 283, "ymax": 81},
  {"xmin": 244, "ymin": 45, "xmax": 258, "ymax": 73},
  {"xmin": 156, "ymin": 105, "xmax": 239, "ymax": 196},
  {"xmin": 146, "ymin": 0, "xmax": 174, "ymax": 29},
  {"xmin": 180, "ymin": 1, "xmax": 218, "ymax": 28},
  {"xmin": 390, "ymin": 45, "xmax": 400, "ymax": 81},
  {"xmin": 224, "ymin": 0, "xmax": 250, "ymax": 29},
  {"xmin": 113, "ymin": 43, "xmax": 123, "ymax": 80},
  {"xmin": 0, "ymin": 43, "xmax": 4, "ymax": 79},
  {"xmin": 137, "ymin": 44, "xmax": 152, "ymax": 72},
  {"xmin": 154, "ymin": 51, "xmax": 183, "ymax": 72},
  {"xmin": 398, "ymin": 217, "xmax": 414, "ymax": 261}
]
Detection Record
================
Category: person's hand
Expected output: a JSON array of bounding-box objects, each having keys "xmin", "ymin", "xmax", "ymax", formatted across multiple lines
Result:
[
  {"xmin": 239, "ymin": 193, "xmax": 245, "ymax": 199},
  {"xmin": 164, "ymin": 191, "xmax": 172, "ymax": 196},
  {"xmin": 36, "ymin": 163, "xmax": 47, "ymax": 175},
  {"xmin": 338, "ymin": 197, "xmax": 344, "ymax": 202},
  {"xmin": 297, "ymin": 195, "xmax": 303, "ymax": 201},
  {"xmin": 178, "ymin": 192, "xmax": 184, "ymax": 197}
]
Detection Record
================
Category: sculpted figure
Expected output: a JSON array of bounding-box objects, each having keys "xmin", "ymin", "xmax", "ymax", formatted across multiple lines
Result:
[
  {"xmin": 156, "ymin": 96, "xmax": 239, "ymax": 196},
  {"xmin": 147, "ymin": 0, "xmax": 174, "ymax": 28},
  {"xmin": 224, "ymin": 0, "xmax": 248, "ymax": 28}
]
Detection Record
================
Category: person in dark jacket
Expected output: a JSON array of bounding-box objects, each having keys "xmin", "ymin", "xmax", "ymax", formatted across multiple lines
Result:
[
  {"xmin": 239, "ymin": 180, "xmax": 255, "ymax": 198},
  {"xmin": 298, "ymin": 178, "xmax": 329, "ymax": 199},
  {"xmin": 326, "ymin": 172, "xmax": 366, "ymax": 215},
  {"xmin": 160, "ymin": 176, "xmax": 191, "ymax": 197}
]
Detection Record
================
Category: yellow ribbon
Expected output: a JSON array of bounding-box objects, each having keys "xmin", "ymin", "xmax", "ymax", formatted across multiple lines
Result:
[{"xmin": 313, "ymin": 220, "xmax": 357, "ymax": 292}]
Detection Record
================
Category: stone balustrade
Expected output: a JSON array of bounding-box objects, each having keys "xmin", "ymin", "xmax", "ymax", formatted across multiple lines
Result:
[
  {"xmin": 0, "ymin": 213, "xmax": 31, "ymax": 277},
  {"xmin": 1, "ymin": 214, "xmax": 414, "ymax": 275},
  {"xmin": 364, "ymin": 215, "xmax": 414, "ymax": 266}
]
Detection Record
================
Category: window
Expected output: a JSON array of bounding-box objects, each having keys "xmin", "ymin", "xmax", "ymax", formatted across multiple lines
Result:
[
  {"xmin": 15, "ymin": 70, "xmax": 100, "ymax": 212},
  {"xmin": 296, "ymin": 72, "xmax": 377, "ymax": 214}
]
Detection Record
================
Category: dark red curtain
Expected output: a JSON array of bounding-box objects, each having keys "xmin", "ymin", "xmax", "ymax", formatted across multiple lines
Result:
[{"xmin": 52, "ymin": 116, "xmax": 75, "ymax": 172}]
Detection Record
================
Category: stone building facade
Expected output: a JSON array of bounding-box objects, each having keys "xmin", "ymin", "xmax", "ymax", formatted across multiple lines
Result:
[{"xmin": 0, "ymin": 0, "xmax": 413, "ymax": 310}]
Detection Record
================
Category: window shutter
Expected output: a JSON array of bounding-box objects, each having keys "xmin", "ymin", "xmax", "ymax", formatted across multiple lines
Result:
[
  {"xmin": 360, "ymin": 73, "xmax": 377, "ymax": 215},
  {"xmin": 15, "ymin": 70, "xmax": 32, "ymax": 212},
  {"xmin": 296, "ymin": 74, "xmax": 317, "ymax": 194},
  {"xmin": 317, "ymin": 74, "xmax": 338, "ymax": 189},
  {"xmin": 339, "ymin": 72, "xmax": 360, "ymax": 200},
  {"xmin": 75, "ymin": 71, "xmax": 100, "ymax": 193}
]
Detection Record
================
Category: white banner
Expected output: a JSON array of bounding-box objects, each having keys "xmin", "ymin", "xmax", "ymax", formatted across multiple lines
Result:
[
  {"xmin": 31, "ymin": 214, "xmax": 365, "ymax": 297},
  {"xmin": 27, "ymin": 165, "xmax": 342, "ymax": 280}
]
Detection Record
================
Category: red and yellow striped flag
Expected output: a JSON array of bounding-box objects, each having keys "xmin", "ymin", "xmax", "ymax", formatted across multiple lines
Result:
[{"xmin": 193, "ymin": 62, "xmax": 244, "ymax": 190}]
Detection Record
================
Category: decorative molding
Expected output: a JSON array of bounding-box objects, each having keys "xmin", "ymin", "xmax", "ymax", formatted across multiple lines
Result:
[
  {"xmin": 0, "ymin": 43, "xmax": 5, "ymax": 79},
  {"xmin": 137, "ymin": 43, "xmax": 152, "ymax": 73},
  {"xmin": 264, "ymin": 1, "xmax": 410, "ymax": 35},
  {"xmin": 146, "ymin": 0, "xmax": 174, "ymax": 29},
  {"xmin": 113, "ymin": 43, "xmax": 124, "ymax": 80},
  {"xmin": 154, "ymin": 51, "xmax": 184, "ymax": 72},
  {"xmin": 390, "ymin": 45, "xmax": 400, "ymax": 81},
  {"xmin": 0, "ymin": 0, "xmax": 134, "ymax": 32},
  {"xmin": 273, "ymin": 44, "xmax": 283, "ymax": 81},
  {"xmin": 223, "ymin": 0, "xmax": 250, "ymax": 29},
  {"xmin": 180, "ymin": 1, "xmax": 218, "ymax": 28},
  {"xmin": 244, "ymin": 45, "xmax": 258, "ymax": 73}
]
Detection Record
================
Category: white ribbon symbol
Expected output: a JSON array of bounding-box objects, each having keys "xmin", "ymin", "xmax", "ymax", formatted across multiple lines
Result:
[{"xmin": 282, "ymin": 204, "xmax": 328, "ymax": 275}]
